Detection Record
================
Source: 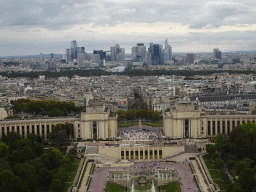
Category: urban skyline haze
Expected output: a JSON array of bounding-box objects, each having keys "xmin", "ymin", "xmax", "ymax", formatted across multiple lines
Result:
[{"xmin": 1, "ymin": 0, "xmax": 256, "ymax": 56}]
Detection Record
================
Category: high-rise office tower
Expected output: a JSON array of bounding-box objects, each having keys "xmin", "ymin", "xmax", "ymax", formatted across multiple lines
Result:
[
  {"xmin": 213, "ymin": 48, "xmax": 222, "ymax": 60},
  {"xmin": 50, "ymin": 53, "xmax": 54, "ymax": 60},
  {"xmin": 187, "ymin": 53, "xmax": 194, "ymax": 64},
  {"xmin": 163, "ymin": 39, "xmax": 172, "ymax": 63},
  {"xmin": 70, "ymin": 40, "xmax": 77, "ymax": 61},
  {"xmin": 93, "ymin": 50, "xmax": 107, "ymax": 60},
  {"xmin": 110, "ymin": 44, "xmax": 125, "ymax": 61},
  {"xmin": 66, "ymin": 49, "xmax": 70, "ymax": 64},
  {"xmin": 77, "ymin": 47, "xmax": 85, "ymax": 55},
  {"xmin": 110, "ymin": 46, "xmax": 116, "ymax": 61},
  {"xmin": 40, "ymin": 53, "xmax": 43, "ymax": 62},
  {"xmin": 78, "ymin": 53, "xmax": 85, "ymax": 67},
  {"xmin": 117, "ymin": 48, "xmax": 125, "ymax": 61},
  {"xmin": 152, "ymin": 44, "xmax": 163, "ymax": 65},
  {"xmin": 93, "ymin": 54, "xmax": 100, "ymax": 64},
  {"xmin": 132, "ymin": 43, "xmax": 146, "ymax": 62}
]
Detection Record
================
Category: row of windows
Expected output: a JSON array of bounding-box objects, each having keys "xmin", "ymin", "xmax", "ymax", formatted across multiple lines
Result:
[
  {"xmin": 121, "ymin": 150, "xmax": 162, "ymax": 160},
  {"xmin": 1, "ymin": 124, "xmax": 53, "ymax": 139},
  {"xmin": 207, "ymin": 120, "xmax": 255, "ymax": 136}
]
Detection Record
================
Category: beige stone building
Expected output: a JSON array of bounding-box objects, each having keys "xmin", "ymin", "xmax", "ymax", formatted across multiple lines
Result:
[
  {"xmin": 163, "ymin": 100, "xmax": 256, "ymax": 139},
  {"xmin": 73, "ymin": 105, "xmax": 118, "ymax": 140},
  {"xmin": 0, "ymin": 107, "xmax": 8, "ymax": 120},
  {"xmin": 98, "ymin": 144, "xmax": 184, "ymax": 161},
  {"xmin": 0, "ymin": 104, "xmax": 118, "ymax": 140}
]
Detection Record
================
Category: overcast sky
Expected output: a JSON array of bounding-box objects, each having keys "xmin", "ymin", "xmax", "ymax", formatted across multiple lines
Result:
[{"xmin": 1, "ymin": 0, "xmax": 256, "ymax": 56}]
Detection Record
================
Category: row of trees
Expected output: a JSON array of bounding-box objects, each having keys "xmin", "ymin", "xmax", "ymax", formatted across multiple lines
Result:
[
  {"xmin": 11, "ymin": 99, "xmax": 83, "ymax": 117},
  {"xmin": 2, "ymin": 69, "xmax": 256, "ymax": 79}
]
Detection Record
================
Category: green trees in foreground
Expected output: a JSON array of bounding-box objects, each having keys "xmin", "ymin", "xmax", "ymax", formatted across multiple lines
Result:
[
  {"xmin": 0, "ymin": 131, "xmax": 77, "ymax": 192},
  {"xmin": 210, "ymin": 122, "xmax": 256, "ymax": 192}
]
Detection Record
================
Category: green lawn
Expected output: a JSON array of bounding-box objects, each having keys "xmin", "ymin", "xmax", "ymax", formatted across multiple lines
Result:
[
  {"xmin": 66, "ymin": 159, "xmax": 81, "ymax": 183},
  {"xmin": 142, "ymin": 122, "xmax": 163, "ymax": 127},
  {"xmin": 105, "ymin": 182, "xmax": 125, "ymax": 192},
  {"xmin": 213, "ymin": 179, "xmax": 226, "ymax": 190},
  {"xmin": 74, "ymin": 158, "xmax": 80, "ymax": 164},
  {"xmin": 71, "ymin": 163, "xmax": 80, "ymax": 173},
  {"xmin": 209, "ymin": 170, "xmax": 221, "ymax": 180},
  {"xmin": 118, "ymin": 122, "xmax": 138, "ymax": 127},
  {"xmin": 63, "ymin": 182, "xmax": 72, "ymax": 192},
  {"xmin": 203, "ymin": 158, "xmax": 215, "ymax": 169},
  {"xmin": 161, "ymin": 182, "xmax": 181, "ymax": 192}
]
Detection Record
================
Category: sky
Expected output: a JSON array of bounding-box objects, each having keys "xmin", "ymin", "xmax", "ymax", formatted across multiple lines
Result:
[{"xmin": 1, "ymin": 0, "xmax": 256, "ymax": 56}]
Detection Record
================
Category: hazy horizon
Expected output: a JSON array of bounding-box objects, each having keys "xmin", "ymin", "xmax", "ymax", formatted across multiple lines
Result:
[{"xmin": 1, "ymin": 0, "xmax": 256, "ymax": 56}]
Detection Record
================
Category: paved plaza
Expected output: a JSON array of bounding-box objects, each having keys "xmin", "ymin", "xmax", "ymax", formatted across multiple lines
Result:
[{"xmin": 89, "ymin": 161, "xmax": 197, "ymax": 192}]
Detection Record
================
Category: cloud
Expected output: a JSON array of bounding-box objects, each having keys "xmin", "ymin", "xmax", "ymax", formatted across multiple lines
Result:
[{"xmin": 189, "ymin": 1, "xmax": 256, "ymax": 28}]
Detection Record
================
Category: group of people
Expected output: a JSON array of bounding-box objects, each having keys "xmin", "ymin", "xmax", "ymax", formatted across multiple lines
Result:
[{"xmin": 122, "ymin": 130, "xmax": 160, "ymax": 143}]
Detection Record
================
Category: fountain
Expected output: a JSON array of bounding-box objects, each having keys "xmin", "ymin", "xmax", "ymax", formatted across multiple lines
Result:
[
  {"xmin": 114, "ymin": 174, "xmax": 116, "ymax": 182},
  {"xmin": 151, "ymin": 180, "xmax": 155, "ymax": 192},
  {"xmin": 131, "ymin": 181, "xmax": 135, "ymax": 192}
]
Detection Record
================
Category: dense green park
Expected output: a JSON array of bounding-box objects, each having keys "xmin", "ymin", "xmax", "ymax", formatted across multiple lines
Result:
[
  {"xmin": 0, "ymin": 122, "xmax": 78, "ymax": 192},
  {"xmin": 205, "ymin": 122, "xmax": 256, "ymax": 192}
]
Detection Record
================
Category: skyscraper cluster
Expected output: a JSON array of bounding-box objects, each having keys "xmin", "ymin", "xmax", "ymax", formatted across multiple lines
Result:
[
  {"xmin": 132, "ymin": 39, "xmax": 172, "ymax": 65},
  {"xmin": 66, "ymin": 40, "xmax": 85, "ymax": 64},
  {"xmin": 213, "ymin": 48, "xmax": 222, "ymax": 60},
  {"xmin": 110, "ymin": 44, "xmax": 125, "ymax": 61}
]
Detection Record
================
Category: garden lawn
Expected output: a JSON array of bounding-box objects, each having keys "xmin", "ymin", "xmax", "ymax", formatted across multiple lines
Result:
[
  {"xmin": 142, "ymin": 122, "xmax": 163, "ymax": 127},
  {"xmin": 161, "ymin": 182, "xmax": 181, "ymax": 192},
  {"xmin": 203, "ymin": 157, "xmax": 215, "ymax": 169},
  {"xmin": 105, "ymin": 182, "xmax": 125, "ymax": 192},
  {"xmin": 213, "ymin": 179, "xmax": 226, "ymax": 190},
  {"xmin": 118, "ymin": 122, "xmax": 138, "ymax": 127},
  {"xmin": 66, "ymin": 158, "xmax": 81, "ymax": 182},
  {"xmin": 209, "ymin": 170, "xmax": 221, "ymax": 180}
]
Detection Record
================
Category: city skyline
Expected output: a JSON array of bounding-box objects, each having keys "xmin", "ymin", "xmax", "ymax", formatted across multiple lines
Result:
[{"xmin": 1, "ymin": 0, "xmax": 256, "ymax": 56}]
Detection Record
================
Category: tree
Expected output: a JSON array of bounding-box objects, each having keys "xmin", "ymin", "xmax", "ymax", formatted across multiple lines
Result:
[
  {"xmin": 40, "ymin": 153, "xmax": 51, "ymax": 169},
  {"xmin": 215, "ymin": 158, "xmax": 224, "ymax": 170},
  {"xmin": 0, "ymin": 169, "xmax": 29, "ymax": 192},
  {"xmin": 238, "ymin": 168, "xmax": 256, "ymax": 192},
  {"xmin": 6, "ymin": 150, "xmax": 22, "ymax": 167},
  {"xmin": 63, "ymin": 123, "xmax": 73, "ymax": 137},
  {"xmin": 0, "ymin": 141, "xmax": 9, "ymax": 158},
  {"xmin": 37, "ymin": 167, "xmax": 53, "ymax": 189},
  {"xmin": 55, "ymin": 130, "xmax": 69, "ymax": 149},
  {"xmin": 0, "ymin": 159, "xmax": 12, "ymax": 172},
  {"xmin": 14, "ymin": 163, "xmax": 37, "ymax": 191},
  {"xmin": 214, "ymin": 133, "xmax": 225, "ymax": 149},
  {"xmin": 206, "ymin": 144, "xmax": 216, "ymax": 158},
  {"xmin": 235, "ymin": 158, "xmax": 252, "ymax": 176},
  {"xmin": 21, "ymin": 146, "xmax": 36, "ymax": 162},
  {"xmin": 50, "ymin": 179, "xmax": 63, "ymax": 192},
  {"xmin": 229, "ymin": 126, "xmax": 251, "ymax": 160},
  {"xmin": 34, "ymin": 143, "xmax": 45, "ymax": 157}
]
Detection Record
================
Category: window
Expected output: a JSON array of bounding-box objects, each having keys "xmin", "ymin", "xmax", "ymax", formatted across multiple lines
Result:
[
  {"xmin": 222, "ymin": 121, "xmax": 225, "ymax": 134},
  {"xmin": 93, "ymin": 121, "xmax": 97, "ymax": 140},
  {"xmin": 78, "ymin": 124, "xmax": 80, "ymax": 128},
  {"xmin": 208, "ymin": 121, "xmax": 211, "ymax": 135},
  {"xmin": 212, "ymin": 121, "xmax": 216, "ymax": 135}
]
